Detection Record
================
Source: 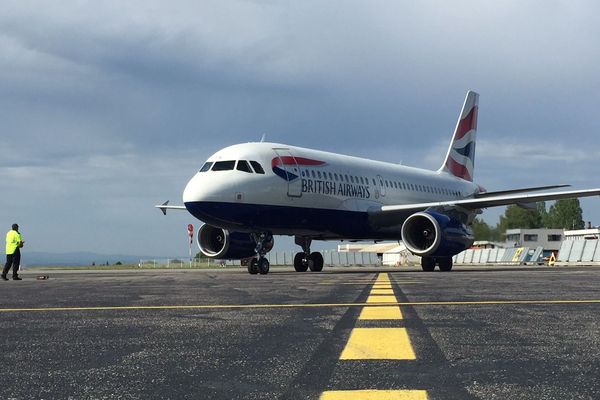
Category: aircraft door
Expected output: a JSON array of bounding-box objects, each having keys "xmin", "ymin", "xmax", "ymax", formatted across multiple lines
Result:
[
  {"xmin": 377, "ymin": 175, "xmax": 386, "ymax": 197},
  {"xmin": 273, "ymin": 148, "xmax": 302, "ymax": 197}
]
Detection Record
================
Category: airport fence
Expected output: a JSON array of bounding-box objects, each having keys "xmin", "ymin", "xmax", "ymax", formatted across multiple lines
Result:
[
  {"xmin": 140, "ymin": 250, "xmax": 381, "ymax": 269},
  {"xmin": 555, "ymin": 239, "xmax": 600, "ymax": 265},
  {"xmin": 453, "ymin": 246, "xmax": 545, "ymax": 266},
  {"xmin": 138, "ymin": 259, "xmax": 219, "ymax": 268}
]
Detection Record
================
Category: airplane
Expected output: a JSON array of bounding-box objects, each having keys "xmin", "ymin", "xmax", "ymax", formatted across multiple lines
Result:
[{"xmin": 157, "ymin": 91, "xmax": 600, "ymax": 274}]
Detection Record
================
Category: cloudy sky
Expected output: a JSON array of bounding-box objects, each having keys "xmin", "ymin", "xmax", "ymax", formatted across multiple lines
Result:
[{"xmin": 2, "ymin": 1, "xmax": 599, "ymax": 258}]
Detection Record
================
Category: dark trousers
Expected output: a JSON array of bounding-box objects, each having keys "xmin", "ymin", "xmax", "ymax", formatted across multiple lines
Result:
[{"xmin": 3, "ymin": 248, "xmax": 20, "ymax": 277}]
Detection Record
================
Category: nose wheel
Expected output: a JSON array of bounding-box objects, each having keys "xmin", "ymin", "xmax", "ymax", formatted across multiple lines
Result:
[
  {"xmin": 248, "ymin": 232, "xmax": 273, "ymax": 275},
  {"xmin": 248, "ymin": 257, "xmax": 270, "ymax": 274},
  {"xmin": 420, "ymin": 256, "xmax": 453, "ymax": 272}
]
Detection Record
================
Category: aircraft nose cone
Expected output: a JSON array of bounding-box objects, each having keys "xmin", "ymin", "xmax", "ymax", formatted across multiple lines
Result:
[{"xmin": 183, "ymin": 173, "xmax": 203, "ymax": 204}]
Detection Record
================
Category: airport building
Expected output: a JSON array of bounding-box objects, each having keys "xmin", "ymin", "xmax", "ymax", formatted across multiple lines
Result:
[
  {"xmin": 504, "ymin": 229, "xmax": 564, "ymax": 252},
  {"xmin": 563, "ymin": 228, "xmax": 600, "ymax": 241}
]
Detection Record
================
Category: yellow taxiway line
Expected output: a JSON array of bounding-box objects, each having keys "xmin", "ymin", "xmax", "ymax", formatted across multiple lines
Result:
[
  {"xmin": 340, "ymin": 327, "xmax": 416, "ymax": 360},
  {"xmin": 359, "ymin": 306, "xmax": 403, "ymax": 320},
  {"xmin": 320, "ymin": 390, "xmax": 428, "ymax": 400},
  {"xmin": 1, "ymin": 299, "xmax": 599, "ymax": 313}
]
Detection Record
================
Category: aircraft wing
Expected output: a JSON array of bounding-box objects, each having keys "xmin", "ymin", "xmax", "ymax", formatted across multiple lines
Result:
[
  {"xmin": 155, "ymin": 201, "xmax": 186, "ymax": 215},
  {"xmin": 475, "ymin": 184, "xmax": 570, "ymax": 198},
  {"xmin": 375, "ymin": 188, "xmax": 600, "ymax": 214}
]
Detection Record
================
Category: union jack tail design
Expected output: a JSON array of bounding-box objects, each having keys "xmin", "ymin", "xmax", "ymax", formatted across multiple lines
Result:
[{"xmin": 439, "ymin": 91, "xmax": 479, "ymax": 182}]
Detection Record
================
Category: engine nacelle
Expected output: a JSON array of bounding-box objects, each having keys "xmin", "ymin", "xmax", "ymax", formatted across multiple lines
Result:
[
  {"xmin": 401, "ymin": 211, "xmax": 474, "ymax": 257},
  {"xmin": 197, "ymin": 224, "xmax": 265, "ymax": 260}
]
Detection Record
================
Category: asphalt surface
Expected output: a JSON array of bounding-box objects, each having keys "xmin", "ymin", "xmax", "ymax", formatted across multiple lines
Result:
[{"xmin": 1, "ymin": 266, "xmax": 600, "ymax": 400}]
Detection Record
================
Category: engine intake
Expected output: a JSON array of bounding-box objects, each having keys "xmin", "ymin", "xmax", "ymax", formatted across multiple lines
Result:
[
  {"xmin": 197, "ymin": 224, "xmax": 259, "ymax": 259},
  {"xmin": 401, "ymin": 211, "xmax": 474, "ymax": 257}
]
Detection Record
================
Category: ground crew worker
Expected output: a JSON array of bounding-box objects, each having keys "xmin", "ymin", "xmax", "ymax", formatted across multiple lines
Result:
[{"xmin": 3, "ymin": 223, "xmax": 24, "ymax": 281}]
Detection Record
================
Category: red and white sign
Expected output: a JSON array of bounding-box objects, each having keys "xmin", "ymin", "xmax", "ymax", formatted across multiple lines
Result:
[{"xmin": 187, "ymin": 224, "xmax": 194, "ymax": 244}]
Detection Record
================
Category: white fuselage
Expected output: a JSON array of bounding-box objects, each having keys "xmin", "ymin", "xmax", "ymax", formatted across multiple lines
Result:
[{"xmin": 183, "ymin": 142, "xmax": 478, "ymax": 239}]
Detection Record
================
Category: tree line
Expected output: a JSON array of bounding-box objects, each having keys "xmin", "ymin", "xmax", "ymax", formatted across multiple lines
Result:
[{"xmin": 473, "ymin": 199, "xmax": 585, "ymax": 241}]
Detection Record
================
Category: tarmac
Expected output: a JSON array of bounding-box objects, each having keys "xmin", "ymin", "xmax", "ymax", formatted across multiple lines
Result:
[{"xmin": 1, "ymin": 265, "xmax": 600, "ymax": 400}]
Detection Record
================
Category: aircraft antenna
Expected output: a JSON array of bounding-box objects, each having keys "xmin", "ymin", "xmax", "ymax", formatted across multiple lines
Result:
[{"xmin": 260, "ymin": 133, "xmax": 267, "ymax": 142}]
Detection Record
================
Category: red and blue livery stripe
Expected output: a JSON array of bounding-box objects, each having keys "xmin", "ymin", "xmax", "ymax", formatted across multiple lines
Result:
[{"xmin": 271, "ymin": 156, "xmax": 326, "ymax": 181}]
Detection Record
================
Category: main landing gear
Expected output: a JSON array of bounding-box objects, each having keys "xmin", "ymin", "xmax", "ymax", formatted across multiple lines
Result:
[
  {"xmin": 293, "ymin": 237, "xmax": 324, "ymax": 272},
  {"xmin": 248, "ymin": 232, "xmax": 273, "ymax": 275},
  {"xmin": 421, "ymin": 256, "xmax": 453, "ymax": 272}
]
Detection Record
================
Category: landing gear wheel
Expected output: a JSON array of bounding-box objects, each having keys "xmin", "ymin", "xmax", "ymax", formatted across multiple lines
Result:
[
  {"xmin": 248, "ymin": 258, "xmax": 259, "ymax": 274},
  {"xmin": 309, "ymin": 252, "xmax": 324, "ymax": 272},
  {"xmin": 421, "ymin": 257, "xmax": 436, "ymax": 272},
  {"xmin": 294, "ymin": 252, "xmax": 309, "ymax": 272},
  {"xmin": 438, "ymin": 257, "xmax": 453, "ymax": 272},
  {"xmin": 258, "ymin": 258, "xmax": 270, "ymax": 275}
]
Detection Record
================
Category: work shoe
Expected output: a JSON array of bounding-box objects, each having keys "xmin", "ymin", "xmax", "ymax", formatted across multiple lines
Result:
[
  {"xmin": 12, "ymin": 276, "xmax": 22, "ymax": 281},
  {"xmin": 1, "ymin": 275, "xmax": 7, "ymax": 281}
]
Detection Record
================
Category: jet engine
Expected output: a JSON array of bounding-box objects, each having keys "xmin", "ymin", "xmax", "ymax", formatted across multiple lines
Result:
[
  {"xmin": 197, "ymin": 224, "xmax": 256, "ymax": 260},
  {"xmin": 401, "ymin": 211, "xmax": 474, "ymax": 257},
  {"xmin": 197, "ymin": 224, "xmax": 269, "ymax": 259}
]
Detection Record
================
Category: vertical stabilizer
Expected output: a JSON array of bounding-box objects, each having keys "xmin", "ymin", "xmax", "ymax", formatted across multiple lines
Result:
[{"xmin": 439, "ymin": 91, "xmax": 479, "ymax": 182}]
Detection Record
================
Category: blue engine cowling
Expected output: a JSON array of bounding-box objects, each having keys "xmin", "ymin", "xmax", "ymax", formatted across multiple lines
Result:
[
  {"xmin": 400, "ymin": 211, "xmax": 474, "ymax": 257},
  {"xmin": 197, "ymin": 224, "xmax": 264, "ymax": 260}
]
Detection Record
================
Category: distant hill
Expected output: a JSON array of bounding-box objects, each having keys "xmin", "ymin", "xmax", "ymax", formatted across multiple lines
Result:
[{"xmin": 23, "ymin": 251, "xmax": 165, "ymax": 266}]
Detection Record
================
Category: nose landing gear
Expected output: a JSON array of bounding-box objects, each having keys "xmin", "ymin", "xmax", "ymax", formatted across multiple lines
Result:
[
  {"xmin": 248, "ymin": 232, "xmax": 274, "ymax": 275},
  {"xmin": 293, "ymin": 236, "xmax": 324, "ymax": 272},
  {"xmin": 420, "ymin": 256, "xmax": 453, "ymax": 272}
]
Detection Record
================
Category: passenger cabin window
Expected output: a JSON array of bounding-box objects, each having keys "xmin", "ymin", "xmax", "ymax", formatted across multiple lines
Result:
[
  {"xmin": 199, "ymin": 162, "xmax": 213, "ymax": 172},
  {"xmin": 236, "ymin": 160, "xmax": 253, "ymax": 173},
  {"xmin": 212, "ymin": 160, "xmax": 235, "ymax": 171},
  {"xmin": 249, "ymin": 161, "xmax": 265, "ymax": 174}
]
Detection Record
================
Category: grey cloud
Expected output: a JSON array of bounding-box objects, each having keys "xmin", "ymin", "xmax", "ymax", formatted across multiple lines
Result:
[{"xmin": 2, "ymin": 1, "xmax": 600, "ymax": 256}]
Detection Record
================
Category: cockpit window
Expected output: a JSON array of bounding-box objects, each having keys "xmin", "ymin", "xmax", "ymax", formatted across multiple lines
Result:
[
  {"xmin": 249, "ymin": 161, "xmax": 265, "ymax": 174},
  {"xmin": 236, "ymin": 160, "xmax": 253, "ymax": 173},
  {"xmin": 199, "ymin": 162, "xmax": 213, "ymax": 172},
  {"xmin": 212, "ymin": 160, "xmax": 236, "ymax": 171}
]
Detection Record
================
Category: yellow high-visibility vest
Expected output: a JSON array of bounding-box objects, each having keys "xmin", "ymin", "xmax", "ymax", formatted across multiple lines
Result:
[{"xmin": 6, "ymin": 230, "xmax": 22, "ymax": 255}]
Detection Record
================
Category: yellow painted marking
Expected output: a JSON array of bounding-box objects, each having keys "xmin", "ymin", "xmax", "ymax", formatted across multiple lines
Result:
[
  {"xmin": 366, "ymin": 295, "xmax": 398, "ymax": 303},
  {"xmin": 2, "ymin": 299, "xmax": 600, "ymax": 313},
  {"xmin": 318, "ymin": 281, "xmax": 423, "ymax": 285},
  {"xmin": 370, "ymin": 288, "xmax": 395, "ymax": 295},
  {"xmin": 340, "ymin": 327, "xmax": 416, "ymax": 359},
  {"xmin": 320, "ymin": 389, "xmax": 428, "ymax": 400},
  {"xmin": 359, "ymin": 306, "xmax": 403, "ymax": 320}
]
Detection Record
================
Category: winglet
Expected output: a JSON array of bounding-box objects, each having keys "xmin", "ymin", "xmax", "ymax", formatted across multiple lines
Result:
[
  {"xmin": 158, "ymin": 200, "xmax": 169, "ymax": 215},
  {"xmin": 154, "ymin": 201, "xmax": 187, "ymax": 215}
]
